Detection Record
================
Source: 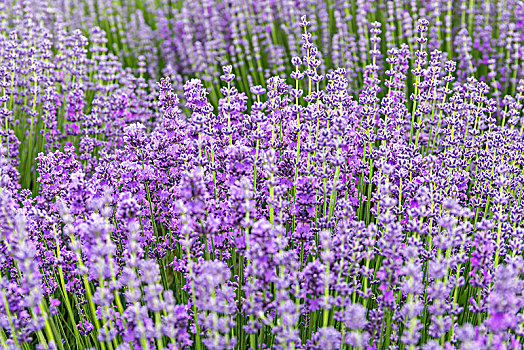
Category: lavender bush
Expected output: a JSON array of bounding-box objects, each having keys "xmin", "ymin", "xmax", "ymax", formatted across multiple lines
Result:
[{"xmin": 1, "ymin": 0, "xmax": 524, "ymax": 349}]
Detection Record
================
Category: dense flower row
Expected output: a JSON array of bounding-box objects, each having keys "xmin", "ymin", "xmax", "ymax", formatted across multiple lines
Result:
[
  {"xmin": 55, "ymin": 0, "xmax": 524, "ymax": 100},
  {"xmin": 1, "ymin": 0, "xmax": 524, "ymax": 349}
]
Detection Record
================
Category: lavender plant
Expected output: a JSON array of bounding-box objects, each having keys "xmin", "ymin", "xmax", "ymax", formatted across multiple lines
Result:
[{"xmin": 1, "ymin": 0, "xmax": 524, "ymax": 349}]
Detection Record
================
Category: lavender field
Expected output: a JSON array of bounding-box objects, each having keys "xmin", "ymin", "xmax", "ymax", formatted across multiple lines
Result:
[{"xmin": 1, "ymin": 0, "xmax": 523, "ymax": 349}]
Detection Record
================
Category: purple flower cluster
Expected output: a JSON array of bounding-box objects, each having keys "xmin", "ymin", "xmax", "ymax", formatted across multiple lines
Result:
[
  {"xmin": 56, "ymin": 0, "xmax": 523, "ymax": 99},
  {"xmin": 0, "ymin": 1, "xmax": 524, "ymax": 350}
]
